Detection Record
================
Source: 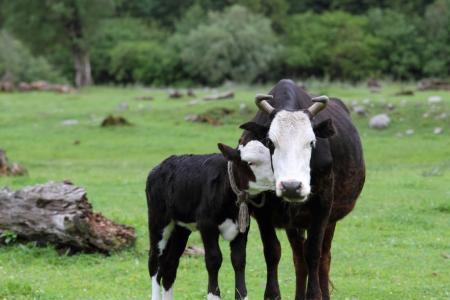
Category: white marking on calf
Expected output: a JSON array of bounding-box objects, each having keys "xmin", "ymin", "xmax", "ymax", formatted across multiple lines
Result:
[
  {"xmin": 218, "ymin": 219, "xmax": 239, "ymax": 241},
  {"xmin": 162, "ymin": 287, "xmax": 173, "ymax": 300},
  {"xmin": 238, "ymin": 140, "xmax": 275, "ymax": 194},
  {"xmin": 268, "ymin": 110, "xmax": 315, "ymax": 199},
  {"xmin": 158, "ymin": 221, "xmax": 175, "ymax": 255},
  {"xmin": 176, "ymin": 221, "xmax": 197, "ymax": 231},
  {"xmin": 151, "ymin": 275, "xmax": 161, "ymax": 300},
  {"xmin": 207, "ymin": 293, "xmax": 221, "ymax": 300}
]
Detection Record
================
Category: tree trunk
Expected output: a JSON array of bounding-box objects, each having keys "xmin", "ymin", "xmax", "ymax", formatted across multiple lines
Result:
[
  {"xmin": 73, "ymin": 49, "xmax": 93, "ymax": 87},
  {"xmin": 0, "ymin": 181, "xmax": 135, "ymax": 253}
]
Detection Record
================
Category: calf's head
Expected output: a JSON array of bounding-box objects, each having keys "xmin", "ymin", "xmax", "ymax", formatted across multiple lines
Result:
[
  {"xmin": 218, "ymin": 140, "xmax": 274, "ymax": 195},
  {"xmin": 240, "ymin": 95, "xmax": 335, "ymax": 202}
]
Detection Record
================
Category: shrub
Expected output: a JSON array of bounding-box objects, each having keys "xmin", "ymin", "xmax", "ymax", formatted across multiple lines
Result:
[
  {"xmin": 90, "ymin": 18, "xmax": 170, "ymax": 83},
  {"xmin": 0, "ymin": 31, "xmax": 63, "ymax": 83},
  {"xmin": 108, "ymin": 41, "xmax": 179, "ymax": 85},
  {"xmin": 282, "ymin": 11, "xmax": 378, "ymax": 81},
  {"xmin": 177, "ymin": 5, "xmax": 280, "ymax": 85},
  {"xmin": 421, "ymin": 0, "xmax": 450, "ymax": 77},
  {"xmin": 367, "ymin": 9, "xmax": 422, "ymax": 79}
]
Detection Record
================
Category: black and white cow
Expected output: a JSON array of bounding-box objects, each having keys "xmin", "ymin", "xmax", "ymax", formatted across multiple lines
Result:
[
  {"xmin": 239, "ymin": 79, "xmax": 366, "ymax": 299},
  {"xmin": 146, "ymin": 141, "xmax": 274, "ymax": 300}
]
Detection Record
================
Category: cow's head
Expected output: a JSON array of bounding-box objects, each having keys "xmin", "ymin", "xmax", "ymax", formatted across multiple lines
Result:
[
  {"xmin": 218, "ymin": 140, "xmax": 275, "ymax": 195},
  {"xmin": 240, "ymin": 94, "xmax": 335, "ymax": 203}
]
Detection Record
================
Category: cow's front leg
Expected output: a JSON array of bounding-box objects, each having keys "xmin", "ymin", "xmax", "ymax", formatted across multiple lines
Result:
[
  {"xmin": 230, "ymin": 229, "xmax": 249, "ymax": 300},
  {"xmin": 319, "ymin": 223, "xmax": 336, "ymax": 300},
  {"xmin": 200, "ymin": 223, "xmax": 223, "ymax": 300},
  {"xmin": 286, "ymin": 228, "xmax": 307, "ymax": 300},
  {"xmin": 256, "ymin": 217, "xmax": 281, "ymax": 300}
]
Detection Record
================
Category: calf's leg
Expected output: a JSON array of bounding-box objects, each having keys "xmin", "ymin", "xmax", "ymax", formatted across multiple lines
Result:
[
  {"xmin": 158, "ymin": 226, "xmax": 191, "ymax": 300},
  {"xmin": 200, "ymin": 226, "xmax": 223, "ymax": 300},
  {"xmin": 230, "ymin": 230, "xmax": 249, "ymax": 300}
]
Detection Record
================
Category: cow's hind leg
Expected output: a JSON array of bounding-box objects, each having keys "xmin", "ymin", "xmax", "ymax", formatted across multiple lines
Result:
[
  {"xmin": 319, "ymin": 223, "xmax": 336, "ymax": 300},
  {"xmin": 286, "ymin": 228, "xmax": 307, "ymax": 300},
  {"xmin": 200, "ymin": 225, "xmax": 222, "ymax": 300},
  {"xmin": 230, "ymin": 229, "xmax": 249, "ymax": 300},
  {"xmin": 159, "ymin": 226, "xmax": 191, "ymax": 300}
]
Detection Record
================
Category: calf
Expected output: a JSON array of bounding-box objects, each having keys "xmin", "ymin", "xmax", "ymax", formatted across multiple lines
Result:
[{"xmin": 146, "ymin": 141, "xmax": 274, "ymax": 300}]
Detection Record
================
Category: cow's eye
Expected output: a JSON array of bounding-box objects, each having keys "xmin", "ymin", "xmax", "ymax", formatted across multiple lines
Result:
[
  {"xmin": 310, "ymin": 141, "xmax": 315, "ymax": 148},
  {"xmin": 247, "ymin": 162, "xmax": 253, "ymax": 166}
]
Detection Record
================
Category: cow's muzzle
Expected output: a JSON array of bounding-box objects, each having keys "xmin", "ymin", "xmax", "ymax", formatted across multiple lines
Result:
[{"xmin": 280, "ymin": 181, "xmax": 303, "ymax": 200}]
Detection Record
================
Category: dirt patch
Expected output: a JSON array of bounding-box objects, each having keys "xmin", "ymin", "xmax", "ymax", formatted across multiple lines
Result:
[
  {"xmin": 185, "ymin": 107, "xmax": 235, "ymax": 126},
  {"xmin": 101, "ymin": 115, "xmax": 132, "ymax": 127}
]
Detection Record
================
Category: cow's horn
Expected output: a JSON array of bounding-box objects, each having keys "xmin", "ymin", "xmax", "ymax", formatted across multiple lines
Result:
[
  {"xmin": 308, "ymin": 95, "xmax": 329, "ymax": 116},
  {"xmin": 255, "ymin": 94, "xmax": 275, "ymax": 114}
]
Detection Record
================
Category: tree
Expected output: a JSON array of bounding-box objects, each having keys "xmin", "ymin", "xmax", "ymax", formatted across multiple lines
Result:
[
  {"xmin": 176, "ymin": 5, "xmax": 280, "ymax": 85},
  {"xmin": 3, "ymin": 0, "xmax": 114, "ymax": 87}
]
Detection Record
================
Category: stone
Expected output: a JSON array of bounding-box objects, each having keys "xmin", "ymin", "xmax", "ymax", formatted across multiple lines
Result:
[
  {"xmin": 433, "ymin": 127, "xmax": 443, "ymax": 135},
  {"xmin": 369, "ymin": 114, "xmax": 390, "ymax": 129},
  {"xmin": 62, "ymin": 119, "xmax": 79, "ymax": 126},
  {"xmin": 405, "ymin": 129, "xmax": 414, "ymax": 135},
  {"xmin": 116, "ymin": 102, "xmax": 129, "ymax": 111},
  {"xmin": 428, "ymin": 96, "xmax": 442, "ymax": 104},
  {"xmin": 353, "ymin": 105, "xmax": 366, "ymax": 116}
]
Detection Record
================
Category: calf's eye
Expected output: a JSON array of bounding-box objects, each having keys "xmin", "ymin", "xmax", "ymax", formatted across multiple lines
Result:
[{"xmin": 247, "ymin": 162, "xmax": 253, "ymax": 166}]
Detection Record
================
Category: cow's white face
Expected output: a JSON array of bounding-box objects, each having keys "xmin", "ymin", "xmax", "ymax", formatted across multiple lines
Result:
[
  {"xmin": 239, "ymin": 140, "xmax": 275, "ymax": 195},
  {"xmin": 268, "ymin": 110, "xmax": 316, "ymax": 202}
]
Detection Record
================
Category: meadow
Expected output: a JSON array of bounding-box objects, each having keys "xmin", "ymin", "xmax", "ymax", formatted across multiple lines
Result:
[{"xmin": 0, "ymin": 82, "xmax": 449, "ymax": 300}]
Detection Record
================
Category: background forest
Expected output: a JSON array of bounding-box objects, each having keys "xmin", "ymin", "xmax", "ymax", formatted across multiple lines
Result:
[{"xmin": 1, "ymin": 0, "xmax": 449, "ymax": 87}]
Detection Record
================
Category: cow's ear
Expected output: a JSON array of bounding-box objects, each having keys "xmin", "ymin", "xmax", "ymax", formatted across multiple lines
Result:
[
  {"xmin": 218, "ymin": 143, "xmax": 241, "ymax": 161},
  {"xmin": 239, "ymin": 122, "xmax": 269, "ymax": 139},
  {"xmin": 314, "ymin": 119, "xmax": 335, "ymax": 138}
]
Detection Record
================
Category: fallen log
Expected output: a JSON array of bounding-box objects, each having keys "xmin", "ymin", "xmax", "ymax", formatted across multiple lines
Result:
[
  {"xmin": 203, "ymin": 91, "xmax": 234, "ymax": 101},
  {"xmin": 0, "ymin": 181, "xmax": 136, "ymax": 253}
]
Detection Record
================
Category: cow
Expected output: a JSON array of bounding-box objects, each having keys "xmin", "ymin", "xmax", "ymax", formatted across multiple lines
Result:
[
  {"xmin": 239, "ymin": 79, "xmax": 366, "ymax": 300},
  {"xmin": 146, "ymin": 140, "xmax": 275, "ymax": 300}
]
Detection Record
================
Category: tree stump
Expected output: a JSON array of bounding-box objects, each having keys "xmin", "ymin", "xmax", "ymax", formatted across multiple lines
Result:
[{"xmin": 0, "ymin": 181, "xmax": 136, "ymax": 253}]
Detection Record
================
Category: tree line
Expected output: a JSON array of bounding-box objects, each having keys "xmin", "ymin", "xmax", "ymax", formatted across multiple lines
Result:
[{"xmin": 0, "ymin": 0, "xmax": 449, "ymax": 86}]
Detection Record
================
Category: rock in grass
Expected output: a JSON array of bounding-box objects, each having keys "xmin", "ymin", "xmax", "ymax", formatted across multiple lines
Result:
[
  {"xmin": 428, "ymin": 96, "xmax": 442, "ymax": 104},
  {"xmin": 369, "ymin": 114, "xmax": 390, "ymax": 129},
  {"xmin": 433, "ymin": 127, "xmax": 443, "ymax": 135},
  {"xmin": 62, "ymin": 119, "xmax": 79, "ymax": 126},
  {"xmin": 353, "ymin": 105, "xmax": 366, "ymax": 116},
  {"xmin": 116, "ymin": 102, "xmax": 129, "ymax": 111},
  {"xmin": 405, "ymin": 129, "xmax": 415, "ymax": 136}
]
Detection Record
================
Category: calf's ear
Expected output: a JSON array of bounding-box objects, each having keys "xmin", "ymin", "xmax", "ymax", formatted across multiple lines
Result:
[
  {"xmin": 313, "ymin": 119, "xmax": 335, "ymax": 138},
  {"xmin": 239, "ymin": 122, "xmax": 269, "ymax": 139},
  {"xmin": 218, "ymin": 143, "xmax": 241, "ymax": 161}
]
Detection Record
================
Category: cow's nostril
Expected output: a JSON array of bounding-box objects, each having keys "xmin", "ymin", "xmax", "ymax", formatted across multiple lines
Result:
[{"xmin": 280, "ymin": 181, "xmax": 302, "ymax": 192}]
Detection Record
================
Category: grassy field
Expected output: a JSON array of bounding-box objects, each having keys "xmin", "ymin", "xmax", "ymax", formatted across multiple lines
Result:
[{"xmin": 0, "ymin": 82, "xmax": 449, "ymax": 300}]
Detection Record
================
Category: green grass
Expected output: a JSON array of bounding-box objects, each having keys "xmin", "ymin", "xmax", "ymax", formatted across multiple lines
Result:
[{"xmin": 0, "ymin": 82, "xmax": 449, "ymax": 300}]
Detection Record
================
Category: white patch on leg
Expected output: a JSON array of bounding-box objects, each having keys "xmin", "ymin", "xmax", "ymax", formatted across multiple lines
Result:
[
  {"xmin": 218, "ymin": 219, "xmax": 238, "ymax": 241},
  {"xmin": 207, "ymin": 293, "xmax": 221, "ymax": 300},
  {"xmin": 151, "ymin": 275, "xmax": 161, "ymax": 300},
  {"xmin": 158, "ymin": 221, "xmax": 175, "ymax": 255},
  {"xmin": 162, "ymin": 287, "xmax": 173, "ymax": 300}
]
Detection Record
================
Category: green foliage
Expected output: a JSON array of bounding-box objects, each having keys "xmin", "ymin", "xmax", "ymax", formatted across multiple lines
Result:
[
  {"xmin": 421, "ymin": 0, "xmax": 450, "ymax": 77},
  {"xmin": 108, "ymin": 41, "xmax": 179, "ymax": 85},
  {"xmin": 0, "ymin": 31, "xmax": 63, "ymax": 83},
  {"xmin": 283, "ymin": 11, "xmax": 378, "ymax": 81},
  {"xmin": 177, "ymin": 5, "xmax": 280, "ymax": 85},
  {"xmin": 0, "ymin": 230, "xmax": 17, "ymax": 245},
  {"xmin": 367, "ymin": 9, "xmax": 422, "ymax": 79},
  {"xmin": 90, "ymin": 18, "xmax": 168, "ymax": 83}
]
